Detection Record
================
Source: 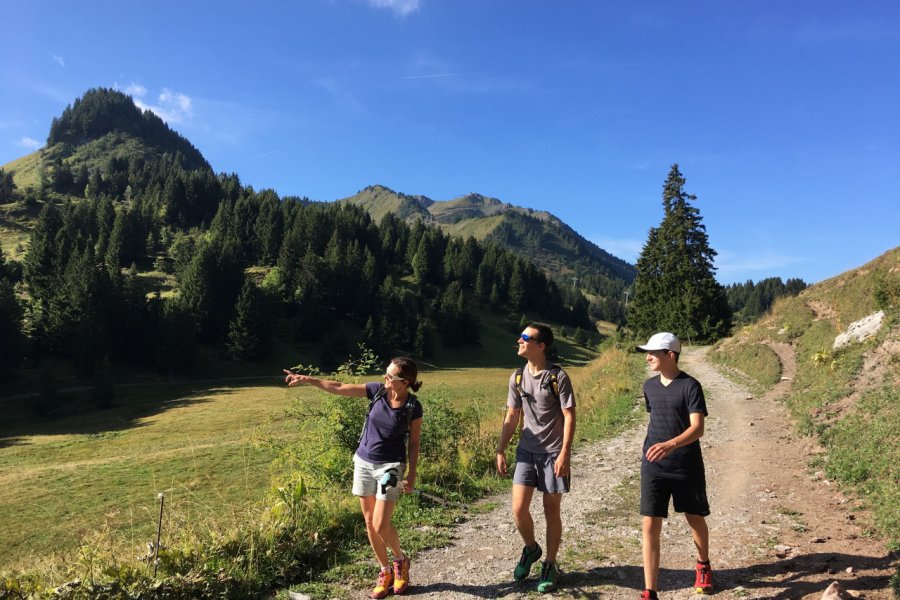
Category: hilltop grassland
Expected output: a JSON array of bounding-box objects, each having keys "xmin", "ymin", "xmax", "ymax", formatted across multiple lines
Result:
[
  {"xmin": 710, "ymin": 247, "xmax": 900, "ymax": 548},
  {"xmin": 0, "ymin": 339, "xmax": 643, "ymax": 599}
]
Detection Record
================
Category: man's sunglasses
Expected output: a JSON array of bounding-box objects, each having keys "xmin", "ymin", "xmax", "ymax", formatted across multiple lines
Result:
[{"xmin": 519, "ymin": 333, "xmax": 540, "ymax": 343}]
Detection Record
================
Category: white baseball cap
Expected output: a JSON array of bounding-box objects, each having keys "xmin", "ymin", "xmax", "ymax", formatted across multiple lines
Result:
[{"xmin": 636, "ymin": 332, "xmax": 681, "ymax": 353}]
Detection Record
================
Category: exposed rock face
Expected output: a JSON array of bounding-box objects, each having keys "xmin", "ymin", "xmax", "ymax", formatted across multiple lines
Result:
[{"xmin": 833, "ymin": 310, "xmax": 885, "ymax": 350}]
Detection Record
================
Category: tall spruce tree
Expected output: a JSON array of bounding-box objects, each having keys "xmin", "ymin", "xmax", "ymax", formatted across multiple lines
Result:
[
  {"xmin": 0, "ymin": 246, "xmax": 24, "ymax": 378},
  {"xmin": 628, "ymin": 165, "xmax": 731, "ymax": 343},
  {"xmin": 227, "ymin": 278, "xmax": 272, "ymax": 360}
]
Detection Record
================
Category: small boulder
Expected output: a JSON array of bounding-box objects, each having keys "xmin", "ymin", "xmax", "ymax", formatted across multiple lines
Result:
[
  {"xmin": 833, "ymin": 310, "xmax": 885, "ymax": 350},
  {"xmin": 821, "ymin": 581, "xmax": 844, "ymax": 599}
]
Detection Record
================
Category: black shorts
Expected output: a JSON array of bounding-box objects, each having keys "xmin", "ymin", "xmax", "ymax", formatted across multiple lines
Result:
[{"xmin": 640, "ymin": 471, "xmax": 710, "ymax": 518}]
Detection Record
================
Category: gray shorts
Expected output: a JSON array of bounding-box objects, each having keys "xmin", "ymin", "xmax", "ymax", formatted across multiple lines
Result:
[
  {"xmin": 513, "ymin": 447, "xmax": 570, "ymax": 493},
  {"xmin": 352, "ymin": 454, "xmax": 405, "ymax": 502}
]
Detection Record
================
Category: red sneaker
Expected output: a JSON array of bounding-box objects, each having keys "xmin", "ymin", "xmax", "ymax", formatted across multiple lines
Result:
[
  {"xmin": 695, "ymin": 562, "xmax": 713, "ymax": 594},
  {"xmin": 640, "ymin": 590, "xmax": 658, "ymax": 600}
]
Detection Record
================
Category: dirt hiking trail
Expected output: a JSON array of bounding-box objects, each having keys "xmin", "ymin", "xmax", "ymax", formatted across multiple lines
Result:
[{"xmin": 345, "ymin": 346, "xmax": 896, "ymax": 599}]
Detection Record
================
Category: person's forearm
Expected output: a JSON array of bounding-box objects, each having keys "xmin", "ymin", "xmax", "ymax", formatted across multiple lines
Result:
[
  {"xmin": 310, "ymin": 377, "xmax": 356, "ymax": 395},
  {"xmin": 496, "ymin": 415, "xmax": 518, "ymax": 453},
  {"xmin": 560, "ymin": 409, "xmax": 576, "ymax": 456},
  {"xmin": 406, "ymin": 444, "xmax": 419, "ymax": 480},
  {"xmin": 663, "ymin": 420, "xmax": 704, "ymax": 451}
]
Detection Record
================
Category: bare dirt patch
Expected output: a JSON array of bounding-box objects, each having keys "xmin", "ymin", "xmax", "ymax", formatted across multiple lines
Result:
[{"xmin": 338, "ymin": 346, "xmax": 896, "ymax": 599}]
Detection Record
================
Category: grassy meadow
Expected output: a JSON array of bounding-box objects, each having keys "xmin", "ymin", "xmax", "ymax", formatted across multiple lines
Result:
[{"xmin": 0, "ymin": 331, "xmax": 645, "ymax": 597}]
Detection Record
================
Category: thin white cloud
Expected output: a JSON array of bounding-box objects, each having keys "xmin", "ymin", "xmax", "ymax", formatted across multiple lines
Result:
[
  {"xmin": 714, "ymin": 249, "xmax": 805, "ymax": 280},
  {"xmin": 115, "ymin": 82, "xmax": 148, "ymax": 97},
  {"xmin": 367, "ymin": 0, "xmax": 420, "ymax": 17},
  {"xmin": 405, "ymin": 53, "xmax": 524, "ymax": 94},
  {"xmin": 18, "ymin": 136, "xmax": 41, "ymax": 150},
  {"xmin": 52, "ymin": 54, "xmax": 65, "ymax": 68},
  {"xmin": 402, "ymin": 73, "xmax": 459, "ymax": 80},
  {"xmin": 795, "ymin": 20, "xmax": 900, "ymax": 44},
  {"xmin": 591, "ymin": 236, "xmax": 645, "ymax": 263},
  {"xmin": 134, "ymin": 88, "xmax": 193, "ymax": 124},
  {"xmin": 313, "ymin": 77, "xmax": 365, "ymax": 115}
]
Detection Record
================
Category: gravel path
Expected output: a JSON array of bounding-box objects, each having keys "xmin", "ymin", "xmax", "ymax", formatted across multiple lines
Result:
[{"xmin": 343, "ymin": 346, "xmax": 896, "ymax": 599}]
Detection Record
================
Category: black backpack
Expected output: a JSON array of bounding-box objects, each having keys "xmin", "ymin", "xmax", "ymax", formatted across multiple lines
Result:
[{"xmin": 359, "ymin": 385, "xmax": 421, "ymax": 461}]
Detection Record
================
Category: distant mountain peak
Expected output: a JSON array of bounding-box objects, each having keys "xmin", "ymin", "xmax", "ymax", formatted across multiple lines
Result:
[
  {"xmin": 341, "ymin": 185, "xmax": 637, "ymax": 284},
  {"xmin": 46, "ymin": 87, "xmax": 208, "ymax": 171}
]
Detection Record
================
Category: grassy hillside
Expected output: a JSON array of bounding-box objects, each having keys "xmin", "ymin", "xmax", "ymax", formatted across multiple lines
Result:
[
  {"xmin": 2, "ymin": 150, "xmax": 43, "ymax": 191},
  {"xmin": 710, "ymin": 246, "xmax": 900, "ymax": 546}
]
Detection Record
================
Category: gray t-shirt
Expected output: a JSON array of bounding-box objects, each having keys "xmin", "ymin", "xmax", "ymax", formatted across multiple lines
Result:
[{"xmin": 507, "ymin": 366, "xmax": 576, "ymax": 453}]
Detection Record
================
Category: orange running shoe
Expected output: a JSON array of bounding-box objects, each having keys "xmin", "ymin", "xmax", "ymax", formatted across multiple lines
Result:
[
  {"xmin": 392, "ymin": 556, "xmax": 411, "ymax": 594},
  {"xmin": 371, "ymin": 567, "xmax": 393, "ymax": 599}
]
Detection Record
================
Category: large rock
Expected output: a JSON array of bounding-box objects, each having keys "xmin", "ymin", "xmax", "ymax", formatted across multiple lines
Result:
[{"xmin": 833, "ymin": 310, "xmax": 885, "ymax": 350}]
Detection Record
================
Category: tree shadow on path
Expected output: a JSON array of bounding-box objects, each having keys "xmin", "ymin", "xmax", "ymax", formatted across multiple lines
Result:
[{"xmin": 402, "ymin": 551, "xmax": 895, "ymax": 599}]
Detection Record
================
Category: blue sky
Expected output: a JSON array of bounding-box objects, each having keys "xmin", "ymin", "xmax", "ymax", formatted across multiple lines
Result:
[{"xmin": 1, "ymin": 1, "xmax": 898, "ymax": 285}]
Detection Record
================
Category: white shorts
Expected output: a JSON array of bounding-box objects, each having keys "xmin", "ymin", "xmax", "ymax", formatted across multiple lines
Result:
[{"xmin": 352, "ymin": 454, "xmax": 405, "ymax": 502}]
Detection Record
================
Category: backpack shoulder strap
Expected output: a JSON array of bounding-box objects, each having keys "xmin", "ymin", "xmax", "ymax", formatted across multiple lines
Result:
[
  {"xmin": 405, "ymin": 395, "xmax": 420, "ymax": 427},
  {"xmin": 514, "ymin": 367, "xmax": 524, "ymax": 398},
  {"xmin": 547, "ymin": 365, "xmax": 561, "ymax": 402},
  {"xmin": 369, "ymin": 384, "xmax": 387, "ymax": 408},
  {"xmin": 359, "ymin": 384, "xmax": 388, "ymax": 444}
]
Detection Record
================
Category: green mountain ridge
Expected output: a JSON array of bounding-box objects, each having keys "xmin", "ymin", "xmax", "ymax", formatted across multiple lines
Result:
[
  {"xmin": 342, "ymin": 184, "xmax": 636, "ymax": 292},
  {"xmin": 2, "ymin": 90, "xmax": 633, "ymax": 322}
]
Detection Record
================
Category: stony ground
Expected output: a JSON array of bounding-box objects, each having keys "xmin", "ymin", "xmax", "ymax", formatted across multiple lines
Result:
[{"xmin": 341, "ymin": 346, "xmax": 897, "ymax": 600}]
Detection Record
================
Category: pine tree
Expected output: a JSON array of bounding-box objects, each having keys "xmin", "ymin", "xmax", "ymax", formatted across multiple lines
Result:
[
  {"xmin": 0, "ymin": 246, "xmax": 24, "ymax": 378},
  {"xmin": 0, "ymin": 168, "xmax": 17, "ymax": 204},
  {"xmin": 414, "ymin": 319, "xmax": 434, "ymax": 358},
  {"xmin": 227, "ymin": 278, "xmax": 272, "ymax": 360},
  {"xmin": 507, "ymin": 262, "xmax": 526, "ymax": 312},
  {"xmin": 628, "ymin": 165, "xmax": 731, "ymax": 343}
]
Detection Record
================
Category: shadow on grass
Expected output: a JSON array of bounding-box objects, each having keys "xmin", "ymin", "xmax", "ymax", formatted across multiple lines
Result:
[{"xmin": 0, "ymin": 376, "xmax": 284, "ymax": 447}]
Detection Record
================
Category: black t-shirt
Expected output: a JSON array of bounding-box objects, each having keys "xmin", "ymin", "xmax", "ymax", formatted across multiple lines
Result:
[{"xmin": 641, "ymin": 371, "xmax": 708, "ymax": 480}]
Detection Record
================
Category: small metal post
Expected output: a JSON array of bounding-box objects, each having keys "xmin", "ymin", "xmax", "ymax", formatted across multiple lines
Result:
[{"xmin": 153, "ymin": 492, "xmax": 165, "ymax": 577}]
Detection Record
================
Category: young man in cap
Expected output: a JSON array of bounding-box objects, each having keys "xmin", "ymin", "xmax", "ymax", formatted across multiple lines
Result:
[
  {"xmin": 496, "ymin": 323, "xmax": 576, "ymax": 593},
  {"xmin": 636, "ymin": 332, "xmax": 712, "ymax": 599}
]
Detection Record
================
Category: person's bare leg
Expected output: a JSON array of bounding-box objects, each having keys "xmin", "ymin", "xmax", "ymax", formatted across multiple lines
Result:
[
  {"xmin": 642, "ymin": 516, "xmax": 663, "ymax": 591},
  {"xmin": 684, "ymin": 513, "xmax": 709, "ymax": 562},
  {"xmin": 542, "ymin": 492, "xmax": 563, "ymax": 562},
  {"xmin": 511, "ymin": 484, "xmax": 537, "ymax": 547},
  {"xmin": 360, "ymin": 496, "xmax": 390, "ymax": 567},
  {"xmin": 372, "ymin": 499, "xmax": 403, "ymax": 559}
]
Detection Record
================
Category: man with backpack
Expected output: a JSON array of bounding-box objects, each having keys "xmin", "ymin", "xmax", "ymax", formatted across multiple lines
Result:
[{"xmin": 496, "ymin": 323, "xmax": 576, "ymax": 593}]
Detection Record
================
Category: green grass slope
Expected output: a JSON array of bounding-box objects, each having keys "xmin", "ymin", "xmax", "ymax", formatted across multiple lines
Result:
[
  {"xmin": 711, "ymin": 246, "xmax": 900, "ymax": 547},
  {"xmin": 341, "ymin": 184, "xmax": 432, "ymax": 223},
  {"xmin": 2, "ymin": 150, "xmax": 43, "ymax": 191}
]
